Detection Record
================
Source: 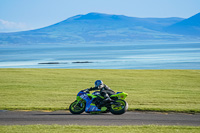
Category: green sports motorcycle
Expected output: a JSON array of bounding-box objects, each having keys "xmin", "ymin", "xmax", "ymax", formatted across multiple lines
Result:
[{"xmin": 69, "ymin": 89, "xmax": 128, "ymax": 115}]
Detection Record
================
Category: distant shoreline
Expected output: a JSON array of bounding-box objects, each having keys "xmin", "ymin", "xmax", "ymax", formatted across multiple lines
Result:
[{"xmin": 38, "ymin": 61, "xmax": 93, "ymax": 65}]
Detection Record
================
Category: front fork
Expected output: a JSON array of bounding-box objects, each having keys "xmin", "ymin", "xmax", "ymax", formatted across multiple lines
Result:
[{"xmin": 75, "ymin": 96, "xmax": 85, "ymax": 107}]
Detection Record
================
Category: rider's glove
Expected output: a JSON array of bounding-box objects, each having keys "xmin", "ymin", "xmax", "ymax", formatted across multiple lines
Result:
[{"xmin": 86, "ymin": 89, "xmax": 90, "ymax": 93}]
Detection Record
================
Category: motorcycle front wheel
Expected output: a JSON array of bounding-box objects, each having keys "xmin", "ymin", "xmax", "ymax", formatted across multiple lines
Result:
[
  {"xmin": 69, "ymin": 100, "xmax": 86, "ymax": 114},
  {"xmin": 110, "ymin": 99, "xmax": 128, "ymax": 115}
]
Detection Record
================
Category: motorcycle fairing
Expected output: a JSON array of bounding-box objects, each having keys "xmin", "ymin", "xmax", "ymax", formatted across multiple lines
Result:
[
  {"xmin": 85, "ymin": 98, "xmax": 102, "ymax": 112},
  {"xmin": 76, "ymin": 90, "xmax": 105, "ymax": 113}
]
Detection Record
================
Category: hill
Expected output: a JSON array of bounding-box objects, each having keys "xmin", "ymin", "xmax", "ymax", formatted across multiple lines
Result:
[
  {"xmin": 165, "ymin": 12, "xmax": 200, "ymax": 36},
  {"xmin": 1, "ymin": 12, "xmax": 200, "ymax": 44}
]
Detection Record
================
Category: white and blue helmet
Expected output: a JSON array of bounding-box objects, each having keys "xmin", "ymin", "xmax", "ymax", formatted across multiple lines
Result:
[{"xmin": 95, "ymin": 80, "xmax": 103, "ymax": 87}]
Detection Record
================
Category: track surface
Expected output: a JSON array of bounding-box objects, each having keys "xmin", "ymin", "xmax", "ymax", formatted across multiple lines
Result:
[{"xmin": 0, "ymin": 110, "xmax": 200, "ymax": 126}]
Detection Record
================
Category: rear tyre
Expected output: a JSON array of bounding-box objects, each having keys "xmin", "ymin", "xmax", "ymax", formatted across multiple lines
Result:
[
  {"xmin": 110, "ymin": 99, "xmax": 128, "ymax": 115},
  {"xmin": 69, "ymin": 100, "xmax": 86, "ymax": 114}
]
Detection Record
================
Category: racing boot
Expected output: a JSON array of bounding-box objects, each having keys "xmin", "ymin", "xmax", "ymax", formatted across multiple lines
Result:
[
  {"xmin": 103, "ymin": 94, "xmax": 113, "ymax": 103},
  {"xmin": 97, "ymin": 97, "xmax": 113, "ymax": 109},
  {"xmin": 104, "ymin": 97, "xmax": 112, "ymax": 102}
]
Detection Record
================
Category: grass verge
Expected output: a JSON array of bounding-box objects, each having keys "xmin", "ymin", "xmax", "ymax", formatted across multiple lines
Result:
[
  {"xmin": 0, "ymin": 125, "xmax": 200, "ymax": 133},
  {"xmin": 0, "ymin": 69, "xmax": 200, "ymax": 113}
]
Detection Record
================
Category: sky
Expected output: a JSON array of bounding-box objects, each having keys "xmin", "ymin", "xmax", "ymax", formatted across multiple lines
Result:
[{"xmin": 0, "ymin": 0, "xmax": 200, "ymax": 32}]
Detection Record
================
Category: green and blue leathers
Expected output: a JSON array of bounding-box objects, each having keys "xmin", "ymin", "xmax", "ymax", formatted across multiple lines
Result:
[{"xmin": 69, "ymin": 89, "xmax": 128, "ymax": 115}]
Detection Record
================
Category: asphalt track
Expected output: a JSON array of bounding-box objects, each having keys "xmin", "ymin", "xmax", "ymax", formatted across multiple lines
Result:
[{"xmin": 0, "ymin": 110, "xmax": 200, "ymax": 126}]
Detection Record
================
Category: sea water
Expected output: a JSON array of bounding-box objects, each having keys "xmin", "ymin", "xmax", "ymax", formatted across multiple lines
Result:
[{"xmin": 0, "ymin": 42, "xmax": 199, "ymax": 69}]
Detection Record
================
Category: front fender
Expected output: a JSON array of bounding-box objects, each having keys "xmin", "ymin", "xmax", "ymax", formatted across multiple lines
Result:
[
  {"xmin": 76, "ymin": 96, "xmax": 82, "ymax": 101},
  {"xmin": 73, "ymin": 96, "xmax": 86, "ymax": 107}
]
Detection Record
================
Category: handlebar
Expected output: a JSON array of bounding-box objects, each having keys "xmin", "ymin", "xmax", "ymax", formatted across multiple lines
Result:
[{"xmin": 81, "ymin": 89, "xmax": 90, "ymax": 93}]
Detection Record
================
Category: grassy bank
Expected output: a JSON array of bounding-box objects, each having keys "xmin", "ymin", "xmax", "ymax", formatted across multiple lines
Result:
[
  {"xmin": 0, "ymin": 69, "xmax": 200, "ymax": 113},
  {"xmin": 0, "ymin": 125, "xmax": 200, "ymax": 133}
]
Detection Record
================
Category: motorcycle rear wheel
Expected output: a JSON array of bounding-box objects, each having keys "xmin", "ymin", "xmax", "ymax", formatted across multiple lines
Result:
[
  {"xmin": 69, "ymin": 100, "xmax": 86, "ymax": 114},
  {"xmin": 110, "ymin": 99, "xmax": 128, "ymax": 115}
]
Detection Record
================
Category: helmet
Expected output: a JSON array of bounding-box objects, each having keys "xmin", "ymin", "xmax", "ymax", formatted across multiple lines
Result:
[{"xmin": 95, "ymin": 80, "xmax": 103, "ymax": 87}]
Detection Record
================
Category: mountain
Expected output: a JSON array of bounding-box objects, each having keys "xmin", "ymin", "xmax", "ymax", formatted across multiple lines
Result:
[
  {"xmin": 0, "ymin": 12, "xmax": 199, "ymax": 44},
  {"xmin": 165, "ymin": 12, "xmax": 200, "ymax": 36}
]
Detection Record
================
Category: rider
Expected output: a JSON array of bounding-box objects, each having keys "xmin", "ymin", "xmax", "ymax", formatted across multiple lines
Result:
[{"xmin": 87, "ymin": 80, "xmax": 115, "ymax": 104}]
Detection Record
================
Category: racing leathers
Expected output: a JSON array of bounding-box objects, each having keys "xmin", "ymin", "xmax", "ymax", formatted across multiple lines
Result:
[{"xmin": 88, "ymin": 84, "xmax": 115, "ymax": 101}]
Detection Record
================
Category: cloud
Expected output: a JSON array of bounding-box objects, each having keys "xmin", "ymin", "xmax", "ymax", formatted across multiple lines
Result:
[{"xmin": 0, "ymin": 19, "xmax": 30, "ymax": 32}]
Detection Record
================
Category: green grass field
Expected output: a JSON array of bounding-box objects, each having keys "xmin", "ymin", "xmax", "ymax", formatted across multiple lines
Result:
[
  {"xmin": 0, "ymin": 69, "xmax": 200, "ymax": 113},
  {"xmin": 0, "ymin": 125, "xmax": 200, "ymax": 133}
]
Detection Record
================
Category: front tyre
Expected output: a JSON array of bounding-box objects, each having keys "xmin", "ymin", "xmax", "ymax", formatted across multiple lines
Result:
[
  {"xmin": 110, "ymin": 99, "xmax": 128, "ymax": 115},
  {"xmin": 69, "ymin": 100, "xmax": 86, "ymax": 114}
]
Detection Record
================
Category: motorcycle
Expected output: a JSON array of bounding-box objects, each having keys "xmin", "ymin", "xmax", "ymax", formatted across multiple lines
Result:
[{"xmin": 69, "ymin": 89, "xmax": 128, "ymax": 115}]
